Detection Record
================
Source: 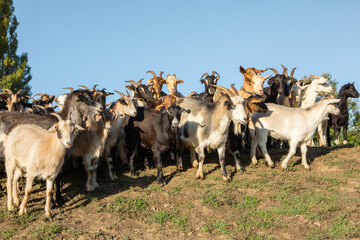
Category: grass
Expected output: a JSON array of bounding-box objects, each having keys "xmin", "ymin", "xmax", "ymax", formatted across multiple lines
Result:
[
  {"xmin": 109, "ymin": 196, "xmax": 149, "ymax": 219},
  {"xmin": 202, "ymin": 219, "xmax": 231, "ymax": 235},
  {"xmin": 31, "ymin": 224, "xmax": 63, "ymax": 240},
  {"xmin": 201, "ymin": 192, "xmax": 223, "ymax": 208},
  {"xmin": 1, "ymin": 228, "xmax": 15, "ymax": 239}
]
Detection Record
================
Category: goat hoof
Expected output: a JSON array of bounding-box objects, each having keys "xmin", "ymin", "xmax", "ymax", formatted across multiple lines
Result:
[
  {"xmin": 55, "ymin": 197, "xmax": 65, "ymax": 207},
  {"xmin": 223, "ymin": 176, "xmax": 231, "ymax": 182},
  {"xmin": 195, "ymin": 173, "xmax": 204, "ymax": 180},
  {"xmin": 177, "ymin": 164, "xmax": 183, "ymax": 171}
]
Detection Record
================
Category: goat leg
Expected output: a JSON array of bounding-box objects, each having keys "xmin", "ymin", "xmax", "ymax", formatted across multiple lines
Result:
[
  {"xmin": 54, "ymin": 172, "xmax": 65, "ymax": 207},
  {"xmin": 153, "ymin": 149, "xmax": 165, "ymax": 185}
]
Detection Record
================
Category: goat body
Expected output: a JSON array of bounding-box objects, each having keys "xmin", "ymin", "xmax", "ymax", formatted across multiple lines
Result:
[{"xmin": 251, "ymin": 99, "xmax": 340, "ymax": 170}]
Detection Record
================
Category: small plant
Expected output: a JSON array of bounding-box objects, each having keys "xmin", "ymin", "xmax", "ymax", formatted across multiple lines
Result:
[
  {"xmin": 31, "ymin": 224, "xmax": 63, "ymax": 240},
  {"xmin": 110, "ymin": 196, "xmax": 149, "ymax": 219},
  {"xmin": 201, "ymin": 192, "xmax": 222, "ymax": 208},
  {"xmin": 202, "ymin": 219, "xmax": 231, "ymax": 234},
  {"xmin": 149, "ymin": 211, "xmax": 173, "ymax": 225},
  {"xmin": 2, "ymin": 228, "xmax": 16, "ymax": 239}
]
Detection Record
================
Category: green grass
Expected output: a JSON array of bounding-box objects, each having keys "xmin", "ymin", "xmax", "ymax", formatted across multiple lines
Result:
[
  {"xmin": 1, "ymin": 228, "xmax": 16, "ymax": 239},
  {"xmin": 201, "ymin": 192, "xmax": 222, "ymax": 208},
  {"xmin": 109, "ymin": 196, "xmax": 149, "ymax": 219},
  {"xmin": 149, "ymin": 210, "xmax": 173, "ymax": 225},
  {"xmin": 148, "ymin": 210, "xmax": 191, "ymax": 231},
  {"xmin": 306, "ymin": 214, "xmax": 360, "ymax": 240},
  {"xmin": 13, "ymin": 211, "xmax": 38, "ymax": 226},
  {"xmin": 31, "ymin": 224, "xmax": 63, "ymax": 240},
  {"xmin": 202, "ymin": 219, "xmax": 231, "ymax": 234}
]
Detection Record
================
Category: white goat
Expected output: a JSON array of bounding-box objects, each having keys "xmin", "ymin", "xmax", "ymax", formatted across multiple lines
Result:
[
  {"xmin": 251, "ymin": 98, "xmax": 340, "ymax": 170},
  {"xmin": 179, "ymin": 85, "xmax": 248, "ymax": 182},
  {"xmin": 301, "ymin": 75, "xmax": 333, "ymax": 146},
  {"xmin": 3, "ymin": 113, "xmax": 84, "ymax": 217}
]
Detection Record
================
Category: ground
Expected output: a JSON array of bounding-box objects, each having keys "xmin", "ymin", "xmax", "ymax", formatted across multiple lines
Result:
[{"xmin": 0, "ymin": 146, "xmax": 360, "ymax": 239}]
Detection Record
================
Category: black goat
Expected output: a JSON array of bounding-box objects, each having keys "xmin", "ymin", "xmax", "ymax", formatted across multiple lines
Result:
[
  {"xmin": 125, "ymin": 105, "xmax": 189, "ymax": 185},
  {"xmin": 327, "ymin": 83, "xmax": 359, "ymax": 146}
]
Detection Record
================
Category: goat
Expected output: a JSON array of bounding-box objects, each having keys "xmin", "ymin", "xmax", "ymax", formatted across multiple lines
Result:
[
  {"xmin": 161, "ymin": 74, "xmax": 184, "ymax": 97},
  {"xmin": 178, "ymin": 85, "xmax": 248, "ymax": 182},
  {"xmin": 264, "ymin": 67, "xmax": 288, "ymax": 103},
  {"xmin": 199, "ymin": 71, "xmax": 220, "ymax": 101},
  {"xmin": 239, "ymin": 66, "xmax": 271, "ymax": 95},
  {"xmin": 101, "ymin": 90, "xmax": 137, "ymax": 181},
  {"xmin": 126, "ymin": 105, "xmax": 189, "ymax": 184},
  {"xmin": 0, "ymin": 88, "xmax": 104, "ymax": 204},
  {"xmin": 125, "ymin": 79, "xmax": 155, "ymax": 107},
  {"xmin": 0, "ymin": 89, "xmax": 27, "ymax": 112},
  {"xmin": 146, "ymin": 70, "xmax": 166, "ymax": 100},
  {"xmin": 3, "ymin": 113, "xmax": 84, "ymax": 217},
  {"xmin": 251, "ymin": 98, "xmax": 340, "ymax": 170},
  {"xmin": 327, "ymin": 82, "xmax": 359, "ymax": 146},
  {"xmin": 301, "ymin": 75, "xmax": 333, "ymax": 146}
]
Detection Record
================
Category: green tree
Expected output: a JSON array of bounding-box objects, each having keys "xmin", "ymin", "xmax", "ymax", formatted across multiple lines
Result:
[{"xmin": 0, "ymin": 0, "xmax": 31, "ymax": 92}]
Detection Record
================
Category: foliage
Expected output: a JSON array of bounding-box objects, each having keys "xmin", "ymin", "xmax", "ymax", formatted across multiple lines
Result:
[{"xmin": 0, "ymin": 0, "xmax": 31, "ymax": 93}]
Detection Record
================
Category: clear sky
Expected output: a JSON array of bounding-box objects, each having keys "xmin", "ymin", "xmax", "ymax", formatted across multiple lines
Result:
[{"xmin": 13, "ymin": 0, "xmax": 360, "ymax": 101}]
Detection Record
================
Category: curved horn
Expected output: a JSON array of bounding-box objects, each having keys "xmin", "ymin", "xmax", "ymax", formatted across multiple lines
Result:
[
  {"xmin": 27, "ymin": 95, "xmax": 36, "ymax": 101},
  {"xmin": 267, "ymin": 68, "xmax": 278, "ymax": 75},
  {"xmin": 290, "ymin": 67, "xmax": 296, "ymax": 78},
  {"xmin": 137, "ymin": 78, "xmax": 144, "ymax": 85},
  {"xmin": 212, "ymin": 85, "xmax": 235, "ymax": 97},
  {"xmin": 78, "ymin": 85, "xmax": 89, "ymax": 90},
  {"xmin": 200, "ymin": 72, "xmax": 209, "ymax": 82},
  {"xmin": 1, "ymin": 89, "xmax": 13, "ymax": 95},
  {"xmin": 33, "ymin": 105, "xmax": 46, "ymax": 110},
  {"xmin": 146, "ymin": 70, "xmax": 157, "ymax": 78},
  {"xmin": 309, "ymin": 75, "xmax": 320, "ymax": 79},
  {"xmin": 159, "ymin": 71, "xmax": 164, "ymax": 78},
  {"xmin": 114, "ymin": 90, "xmax": 125, "ymax": 98},
  {"xmin": 92, "ymin": 84, "xmax": 98, "ymax": 91},
  {"xmin": 50, "ymin": 112, "xmax": 63, "ymax": 122},
  {"xmin": 212, "ymin": 71, "xmax": 220, "ymax": 80},
  {"xmin": 230, "ymin": 84, "xmax": 239, "ymax": 96},
  {"xmin": 125, "ymin": 80, "xmax": 139, "ymax": 86},
  {"xmin": 33, "ymin": 93, "xmax": 43, "ymax": 97},
  {"xmin": 63, "ymin": 87, "xmax": 74, "ymax": 92},
  {"xmin": 281, "ymin": 65, "xmax": 288, "ymax": 77},
  {"xmin": 16, "ymin": 89, "xmax": 26, "ymax": 95}
]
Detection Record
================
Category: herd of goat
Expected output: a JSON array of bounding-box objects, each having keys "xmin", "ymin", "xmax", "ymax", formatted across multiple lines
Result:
[{"xmin": 0, "ymin": 66, "xmax": 358, "ymax": 217}]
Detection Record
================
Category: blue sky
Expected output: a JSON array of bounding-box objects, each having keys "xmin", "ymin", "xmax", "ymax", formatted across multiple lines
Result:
[{"xmin": 13, "ymin": 0, "xmax": 360, "ymax": 101}]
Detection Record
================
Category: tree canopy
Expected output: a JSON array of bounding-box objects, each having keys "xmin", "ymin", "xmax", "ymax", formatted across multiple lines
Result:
[{"xmin": 0, "ymin": 0, "xmax": 31, "ymax": 93}]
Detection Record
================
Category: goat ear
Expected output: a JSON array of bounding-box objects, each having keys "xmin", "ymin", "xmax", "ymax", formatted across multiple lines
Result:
[
  {"xmin": 159, "ymin": 79, "xmax": 167, "ymax": 85},
  {"xmin": 75, "ymin": 124, "xmax": 85, "ymax": 131},
  {"xmin": 177, "ymin": 79, "xmax": 184, "ymax": 84},
  {"xmin": 181, "ymin": 108, "xmax": 191, "ymax": 114},
  {"xmin": 239, "ymin": 66, "xmax": 245, "ymax": 74},
  {"xmin": 224, "ymin": 100, "xmax": 234, "ymax": 110},
  {"xmin": 267, "ymin": 77, "xmax": 274, "ymax": 85},
  {"xmin": 200, "ymin": 79, "xmax": 205, "ymax": 84}
]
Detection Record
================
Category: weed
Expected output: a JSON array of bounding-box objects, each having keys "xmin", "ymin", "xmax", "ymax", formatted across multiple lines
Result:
[
  {"xmin": 110, "ymin": 196, "xmax": 149, "ymax": 219},
  {"xmin": 2, "ymin": 228, "xmax": 15, "ymax": 239},
  {"xmin": 202, "ymin": 219, "xmax": 231, "ymax": 234},
  {"xmin": 13, "ymin": 211, "xmax": 38, "ymax": 226},
  {"xmin": 31, "ymin": 224, "xmax": 63, "ymax": 240},
  {"xmin": 201, "ymin": 192, "xmax": 222, "ymax": 208},
  {"xmin": 149, "ymin": 210, "xmax": 173, "ymax": 225}
]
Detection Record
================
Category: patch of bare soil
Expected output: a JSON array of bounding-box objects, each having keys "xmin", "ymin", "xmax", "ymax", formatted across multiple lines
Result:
[{"xmin": 0, "ymin": 146, "xmax": 359, "ymax": 239}]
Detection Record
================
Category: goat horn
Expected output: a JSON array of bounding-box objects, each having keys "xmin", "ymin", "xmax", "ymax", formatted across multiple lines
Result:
[
  {"xmin": 230, "ymin": 84, "xmax": 239, "ymax": 96},
  {"xmin": 50, "ymin": 112, "xmax": 63, "ymax": 122},
  {"xmin": 146, "ymin": 70, "xmax": 157, "ymax": 78},
  {"xmin": 27, "ymin": 95, "xmax": 36, "ymax": 101},
  {"xmin": 290, "ymin": 67, "xmax": 296, "ymax": 78},
  {"xmin": 16, "ymin": 89, "xmax": 26, "ymax": 95},
  {"xmin": 137, "ymin": 78, "xmax": 144, "ymax": 85},
  {"xmin": 281, "ymin": 65, "xmax": 288, "ymax": 77},
  {"xmin": 211, "ymin": 85, "xmax": 234, "ymax": 97},
  {"xmin": 309, "ymin": 75, "xmax": 320, "ymax": 79},
  {"xmin": 212, "ymin": 71, "xmax": 220, "ymax": 79},
  {"xmin": 92, "ymin": 84, "xmax": 98, "ymax": 91},
  {"xmin": 1, "ymin": 89, "xmax": 13, "ymax": 95},
  {"xmin": 125, "ymin": 80, "xmax": 139, "ymax": 86},
  {"xmin": 126, "ymin": 90, "xmax": 132, "ymax": 98},
  {"xmin": 114, "ymin": 90, "xmax": 125, "ymax": 98},
  {"xmin": 34, "ymin": 105, "xmax": 46, "ymax": 110},
  {"xmin": 267, "ymin": 68, "xmax": 278, "ymax": 75},
  {"xmin": 78, "ymin": 85, "xmax": 89, "ymax": 90},
  {"xmin": 63, "ymin": 87, "xmax": 74, "ymax": 92},
  {"xmin": 33, "ymin": 93, "xmax": 43, "ymax": 97},
  {"xmin": 160, "ymin": 71, "xmax": 164, "ymax": 78},
  {"xmin": 200, "ymin": 72, "xmax": 209, "ymax": 82}
]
